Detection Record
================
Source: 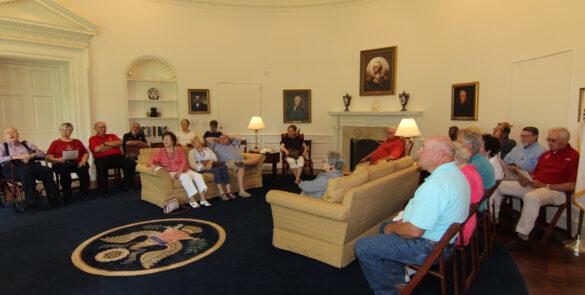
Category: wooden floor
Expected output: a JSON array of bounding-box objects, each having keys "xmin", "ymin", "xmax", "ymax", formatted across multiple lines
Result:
[{"xmin": 496, "ymin": 220, "xmax": 585, "ymax": 295}]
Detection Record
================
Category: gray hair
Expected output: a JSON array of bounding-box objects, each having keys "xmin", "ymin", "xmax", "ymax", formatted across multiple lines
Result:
[
  {"xmin": 458, "ymin": 128, "xmax": 483, "ymax": 154},
  {"xmin": 326, "ymin": 151, "xmax": 344, "ymax": 170},
  {"xmin": 452, "ymin": 141, "xmax": 470, "ymax": 165},
  {"xmin": 550, "ymin": 127, "xmax": 570, "ymax": 141},
  {"xmin": 60, "ymin": 122, "xmax": 74, "ymax": 131}
]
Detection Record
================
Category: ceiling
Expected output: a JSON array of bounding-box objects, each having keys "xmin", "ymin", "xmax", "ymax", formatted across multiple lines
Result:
[{"xmin": 166, "ymin": 0, "xmax": 368, "ymax": 8}]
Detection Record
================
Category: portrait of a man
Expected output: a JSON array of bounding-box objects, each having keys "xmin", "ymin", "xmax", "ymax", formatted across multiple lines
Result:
[
  {"xmin": 360, "ymin": 46, "xmax": 396, "ymax": 96},
  {"xmin": 283, "ymin": 89, "xmax": 311, "ymax": 123},
  {"xmin": 188, "ymin": 89, "xmax": 210, "ymax": 114},
  {"xmin": 451, "ymin": 82, "xmax": 479, "ymax": 120}
]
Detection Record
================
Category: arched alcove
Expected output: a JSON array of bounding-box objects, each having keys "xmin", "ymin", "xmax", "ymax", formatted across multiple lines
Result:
[{"xmin": 126, "ymin": 56, "xmax": 178, "ymax": 141}]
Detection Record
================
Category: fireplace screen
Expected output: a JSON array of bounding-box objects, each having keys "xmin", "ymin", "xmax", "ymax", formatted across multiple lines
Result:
[{"xmin": 349, "ymin": 139, "xmax": 381, "ymax": 171}]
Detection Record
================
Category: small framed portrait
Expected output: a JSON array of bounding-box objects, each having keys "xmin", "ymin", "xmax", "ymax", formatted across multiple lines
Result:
[
  {"xmin": 283, "ymin": 89, "xmax": 311, "ymax": 123},
  {"xmin": 188, "ymin": 89, "xmax": 210, "ymax": 114},
  {"xmin": 451, "ymin": 82, "xmax": 479, "ymax": 121},
  {"xmin": 360, "ymin": 46, "xmax": 397, "ymax": 96}
]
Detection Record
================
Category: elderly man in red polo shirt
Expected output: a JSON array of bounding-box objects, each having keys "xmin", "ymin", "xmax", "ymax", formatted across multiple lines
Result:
[
  {"xmin": 89, "ymin": 121, "xmax": 137, "ymax": 198},
  {"xmin": 358, "ymin": 127, "xmax": 404, "ymax": 165},
  {"xmin": 491, "ymin": 127, "xmax": 579, "ymax": 251}
]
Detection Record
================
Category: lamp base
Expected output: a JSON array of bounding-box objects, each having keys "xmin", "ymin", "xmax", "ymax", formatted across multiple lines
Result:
[{"xmin": 564, "ymin": 235, "xmax": 585, "ymax": 256}]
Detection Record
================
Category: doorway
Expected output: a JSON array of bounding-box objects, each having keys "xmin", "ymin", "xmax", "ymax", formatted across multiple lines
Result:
[{"xmin": 0, "ymin": 60, "xmax": 66, "ymax": 150}]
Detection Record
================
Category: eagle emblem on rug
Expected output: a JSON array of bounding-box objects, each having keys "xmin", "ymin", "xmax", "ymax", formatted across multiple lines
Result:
[{"xmin": 72, "ymin": 219, "xmax": 225, "ymax": 276}]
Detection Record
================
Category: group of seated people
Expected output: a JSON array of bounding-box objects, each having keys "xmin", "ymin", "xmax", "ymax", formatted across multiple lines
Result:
[
  {"xmin": 0, "ymin": 118, "xmax": 259, "ymax": 209},
  {"xmin": 350, "ymin": 123, "xmax": 578, "ymax": 294}
]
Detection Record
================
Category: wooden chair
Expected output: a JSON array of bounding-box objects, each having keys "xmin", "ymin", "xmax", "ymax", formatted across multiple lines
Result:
[
  {"xmin": 280, "ymin": 133, "xmax": 313, "ymax": 176},
  {"xmin": 474, "ymin": 180, "xmax": 501, "ymax": 261},
  {"xmin": 402, "ymin": 223, "xmax": 461, "ymax": 295},
  {"xmin": 456, "ymin": 202, "xmax": 482, "ymax": 294},
  {"xmin": 537, "ymin": 191, "xmax": 574, "ymax": 244},
  {"xmin": 503, "ymin": 190, "xmax": 574, "ymax": 244},
  {"xmin": 239, "ymin": 139, "xmax": 248, "ymax": 153}
]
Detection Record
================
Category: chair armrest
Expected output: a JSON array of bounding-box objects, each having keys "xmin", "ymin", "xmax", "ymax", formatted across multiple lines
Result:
[
  {"xmin": 136, "ymin": 164, "xmax": 172, "ymax": 178},
  {"xmin": 266, "ymin": 190, "xmax": 348, "ymax": 221}
]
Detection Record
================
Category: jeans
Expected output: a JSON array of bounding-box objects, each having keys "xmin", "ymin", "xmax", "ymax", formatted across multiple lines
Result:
[
  {"xmin": 201, "ymin": 166, "xmax": 229, "ymax": 185},
  {"xmin": 354, "ymin": 221, "xmax": 440, "ymax": 295}
]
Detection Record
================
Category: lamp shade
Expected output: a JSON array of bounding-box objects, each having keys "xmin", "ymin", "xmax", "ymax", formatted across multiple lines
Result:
[
  {"xmin": 247, "ymin": 116, "xmax": 266, "ymax": 130},
  {"xmin": 395, "ymin": 118, "xmax": 421, "ymax": 137}
]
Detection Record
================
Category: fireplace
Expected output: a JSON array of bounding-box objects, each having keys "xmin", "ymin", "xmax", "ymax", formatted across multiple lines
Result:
[
  {"xmin": 328, "ymin": 111, "xmax": 423, "ymax": 171},
  {"xmin": 349, "ymin": 139, "xmax": 381, "ymax": 171}
]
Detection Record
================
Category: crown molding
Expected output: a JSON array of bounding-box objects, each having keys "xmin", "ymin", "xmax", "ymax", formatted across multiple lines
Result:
[{"xmin": 0, "ymin": 0, "xmax": 96, "ymax": 48}]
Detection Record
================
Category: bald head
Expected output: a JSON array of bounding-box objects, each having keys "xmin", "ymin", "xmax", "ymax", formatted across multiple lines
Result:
[
  {"xmin": 386, "ymin": 127, "xmax": 397, "ymax": 140},
  {"xmin": 4, "ymin": 127, "xmax": 19, "ymax": 143},
  {"xmin": 418, "ymin": 136, "xmax": 455, "ymax": 172},
  {"xmin": 94, "ymin": 121, "xmax": 107, "ymax": 136}
]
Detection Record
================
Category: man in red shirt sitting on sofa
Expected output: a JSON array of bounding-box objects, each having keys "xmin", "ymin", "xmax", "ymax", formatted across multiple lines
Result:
[
  {"xmin": 89, "ymin": 121, "xmax": 137, "ymax": 198},
  {"xmin": 359, "ymin": 127, "xmax": 404, "ymax": 165}
]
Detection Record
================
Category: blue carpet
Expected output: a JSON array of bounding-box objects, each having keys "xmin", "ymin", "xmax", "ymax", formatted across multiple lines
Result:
[{"xmin": 0, "ymin": 176, "xmax": 528, "ymax": 295}]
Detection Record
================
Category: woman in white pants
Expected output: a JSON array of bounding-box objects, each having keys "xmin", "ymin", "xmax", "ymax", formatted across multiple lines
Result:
[
  {"xmin": 280, "ymin": 124, "xmax": 308, "ymax": 184},
  {"xmin": 148, "ymin": 131, "xmax": 210, "ymax": 208}
]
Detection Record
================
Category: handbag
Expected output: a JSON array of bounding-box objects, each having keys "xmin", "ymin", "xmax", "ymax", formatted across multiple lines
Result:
[
  {"xmin": 163, "ymin": 197, "xmax": 180, "ymax": 214},
  {"xmin": 288, "ymin": 149, "xmax": 301, "ymax": 159}
]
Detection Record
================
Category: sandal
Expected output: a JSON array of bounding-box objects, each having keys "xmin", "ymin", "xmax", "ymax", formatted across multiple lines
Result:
[
  {"xmin": 228, "ymin": 192, "xmax": 237, "ymax": 199},
  {"xmin": 199, "ymin": 200, "xmax": 212, "ymax": 207},
  {"xmin": 220, "ymin": 194, "xmax": 230, "ymax": 201}
]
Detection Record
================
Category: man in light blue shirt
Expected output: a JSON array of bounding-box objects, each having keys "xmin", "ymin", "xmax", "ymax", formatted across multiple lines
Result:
[
  {"xmin": 503, "ymin": 126, "xmax": 544, "ymax": 173},
  {"xmin": 355, "ymin": 136, "xmax": 470, "ymax": 295}
]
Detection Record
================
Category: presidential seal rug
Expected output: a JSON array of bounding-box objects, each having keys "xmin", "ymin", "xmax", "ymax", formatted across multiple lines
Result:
[{"xmin": 71, "ymin": 218, "xmax": 225, "ymax": 276}]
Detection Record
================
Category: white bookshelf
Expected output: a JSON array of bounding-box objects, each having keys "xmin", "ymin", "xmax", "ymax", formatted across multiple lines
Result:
[{"xmin": 126, "ymin": 56, "xmax": 179, "ymax": 142}]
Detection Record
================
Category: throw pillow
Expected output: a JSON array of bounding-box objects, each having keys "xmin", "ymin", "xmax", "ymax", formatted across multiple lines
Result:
[
  {"xmin": 323, "ymin": 170, "xmax": 368, "ymax": 203},
  {"xmin": 392, "ymin": 156, "xmax": 414, "ymax": 171},
  {"xmin": 367, "ymin": 160, "xmax": 395, "ymax": 181}
]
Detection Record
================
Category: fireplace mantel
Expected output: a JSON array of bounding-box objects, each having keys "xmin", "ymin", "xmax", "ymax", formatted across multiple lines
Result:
[
  {"xmin": 328, "ymin": 111, "xmax": 424, "ymax": 161},
  {"xmin": 328, "ymin": 111, "xmax": 423, "ymax": 117}
]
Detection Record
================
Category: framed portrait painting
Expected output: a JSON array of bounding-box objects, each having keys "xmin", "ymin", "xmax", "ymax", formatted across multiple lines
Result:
[
  {"xmin": 283, "ymin": 89, "xmax": 311, "ymax": 123},
  {"xmin": 451, "ymin": 82, "xmax": 479, "ymax": 121},
  {"xmin": 188, "ymin": 89, "xmax": 210, "ymax": 114},
  {"xmin": 360, "ymin": 46, "xmax": 397, "ymax": 96}
]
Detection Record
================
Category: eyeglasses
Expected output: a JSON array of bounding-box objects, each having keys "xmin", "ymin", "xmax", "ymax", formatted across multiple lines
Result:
[{"xmin": 545, "ymin": 138, "xmax": 558, "ymax": 142}]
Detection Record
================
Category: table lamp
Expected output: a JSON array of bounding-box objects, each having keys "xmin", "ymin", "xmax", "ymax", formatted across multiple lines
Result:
[
  {"xmin": 247, "ymin": 116, "xmax": 266, "ymax": 150},
  {"xmin": 395, "ymin": 118, "xmax": 421, "ymax": 156}
]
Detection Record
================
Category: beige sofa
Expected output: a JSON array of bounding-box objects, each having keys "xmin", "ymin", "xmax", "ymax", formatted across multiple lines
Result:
[
  {"xmin": 266, "ymin": 157, "xmax": 420, "ymax": 268},
  {"xmin": 136, "ymin": 148, "xmax": 265, "ymax": 208}
]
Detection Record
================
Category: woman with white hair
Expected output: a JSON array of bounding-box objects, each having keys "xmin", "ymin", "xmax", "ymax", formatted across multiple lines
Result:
[
  {"xmin": 298, "ymin": 151, "xmax": 344, "ymax": 199},
  {"xmin": 188, "ymin": 136, "xmax": 235, "ymax": 201},
  {"xmin": 47, "ymin": 122, "xmax": 90, "ymax": 201}
]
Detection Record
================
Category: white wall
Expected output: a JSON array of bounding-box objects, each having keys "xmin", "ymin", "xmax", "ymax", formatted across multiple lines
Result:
[{"xmin": 55, "ymin": 0, "xmax": 585, "ymax": 144}]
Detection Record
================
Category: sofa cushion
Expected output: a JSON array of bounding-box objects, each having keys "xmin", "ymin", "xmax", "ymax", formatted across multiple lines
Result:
[
  {"xmin": 323, "ymin": 170, "xmax": 368, "ymax": 203},
  {"xmin": 366, "ymin": 160, "xmax": 395, "ymax": 181},
  {"xmin": 392, "ymin": 156, "xmax": 414, "ymax": 171}
]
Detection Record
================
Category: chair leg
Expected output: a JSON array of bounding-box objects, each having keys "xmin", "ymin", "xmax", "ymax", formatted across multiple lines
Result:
[
  {"xmin": 540, "ymin": 206, "xmax": 566, "ymax": 244},
  {"xmin": 452, "ymin": 254, "xmax": 459, "ymax": 295},
  {"xmin": 567, "ymin": 200, "xmax": 573, "ymax": 240}
]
